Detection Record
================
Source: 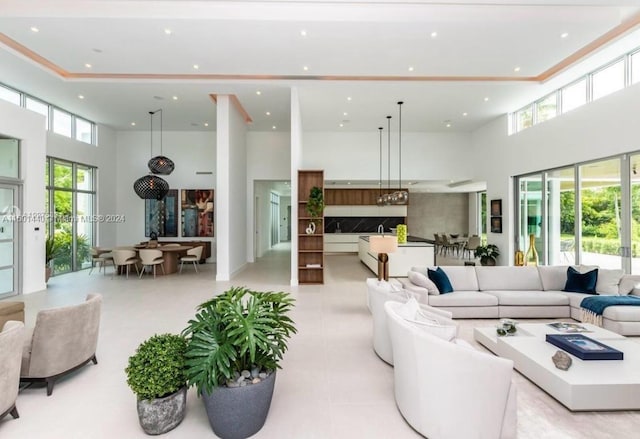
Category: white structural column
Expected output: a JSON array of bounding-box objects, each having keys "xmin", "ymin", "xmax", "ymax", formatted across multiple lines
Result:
[
  {"xmin": 290, "ymin": 87, "xmax": 303, "ymax": 285},
  {"xmin": 216, "ymin": 95, "xmax": 248, "ymax": 281}
]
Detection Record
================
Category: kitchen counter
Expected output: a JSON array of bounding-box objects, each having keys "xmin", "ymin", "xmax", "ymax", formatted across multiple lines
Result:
[{"xmin": 358, "ymin": 236, "xmax": 435, "ymax": 277}]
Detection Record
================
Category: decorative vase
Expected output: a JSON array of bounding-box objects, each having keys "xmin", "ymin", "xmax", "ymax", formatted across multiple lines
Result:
[
  {"xmin": 305, "ymin": 221, "xmax": 316, "ymax": 235},
  {"xmin": 514, "ymin": 250, "xmax": 524, "ymax": 266},
  {"xmin": 202, "ymin": 371, "xmax": 276, "ymax": 439},
  {"xmin": 480, "ymin": 257, "xmax": 496, "ymax": 266},
  {"xmin": 136, "ymin": 386, "xmax": 187, "ymax": 435},
  {"xmin": 525, "ymin": 233, "xmax": 539, "ymax": 266},
  {"xmin": 396, "ymin": 224, "xmax": 407, "ymax": 244}
]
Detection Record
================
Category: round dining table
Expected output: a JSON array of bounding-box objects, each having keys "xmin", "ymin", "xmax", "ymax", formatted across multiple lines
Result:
[{"xmin": 117, "ymin": 245, "xmax": 192, "ymax": 275}]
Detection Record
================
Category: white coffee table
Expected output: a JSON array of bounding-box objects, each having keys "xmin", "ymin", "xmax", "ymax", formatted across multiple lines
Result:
[{"xmin": 474, "ymin": 323, "xmax": 640, "ymax": 411}]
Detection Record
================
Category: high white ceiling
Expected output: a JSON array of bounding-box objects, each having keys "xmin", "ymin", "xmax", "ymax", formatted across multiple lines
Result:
[{"xmin": 1, "ymin": 1, "xmax": 640, "ymax": 136}]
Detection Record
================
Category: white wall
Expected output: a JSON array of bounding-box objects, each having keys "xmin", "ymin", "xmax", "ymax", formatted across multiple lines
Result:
[
  {"xmin": 302, "ymin": 131, "xmax": 472, "ymax": 182},
  {"xmin": 290, "ymin": 87, "xmax": 303, "ymax": 285},
  {"xmin": 473, "ymin": 82, "xmax": 640, "ymax": 264},
  {"xmin": 0, "ymin": 100, "xmax": 46, "ymax": 294},
  {"xmin": 48, "ymin": 124, "xmax": 118, "ymax": 247},
  {"xmin": 115, "ymin": 130, "xmax": 216, "ymax": 258}
]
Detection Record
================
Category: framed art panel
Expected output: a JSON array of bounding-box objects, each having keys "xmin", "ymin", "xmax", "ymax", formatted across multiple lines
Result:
[
  {"xmin": 490, "ymin": 216, "xmax": 502, "ymax": 234},
  {"xmin": 145, "ymin": 189, "xmax": 178, "ymax": 237},
  {"xmin": 490, "ymin": 199, "xmax": 502, "ymax": 216},
  {"xmin": 181, "ymin": 189, "xmax": 214, "ymax": 237}
]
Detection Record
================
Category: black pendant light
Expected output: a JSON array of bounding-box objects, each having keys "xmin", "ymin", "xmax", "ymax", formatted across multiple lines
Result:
[
  {"xmin": 147, "ymin": 109, "xmax": 175, "ymax": 175},
  {"xmin": 133, "ymin": 174, "xmax": 169, "ymax": 200},
  {"xmin": 393, "ymin": 101, "xmax": 409, "ymax": 205}
]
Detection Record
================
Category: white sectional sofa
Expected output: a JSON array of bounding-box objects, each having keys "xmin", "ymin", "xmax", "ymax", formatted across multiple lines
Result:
[{"xmin": 398, "ymin": 265, "xmax": 640, "ymax": 336}]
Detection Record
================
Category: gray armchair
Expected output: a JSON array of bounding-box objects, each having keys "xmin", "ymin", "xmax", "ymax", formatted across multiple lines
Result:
[
  {"xmin": 0, "ymin": 321, "xmax": 25, "ymax": 420},
  {"xmin": 21, "ymin": 293, "xmax": 102, "ymax": 396}
]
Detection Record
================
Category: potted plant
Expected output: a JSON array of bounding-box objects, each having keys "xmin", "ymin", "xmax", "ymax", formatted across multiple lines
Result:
[
  {"xmin": 125, "ymin": 333, "xmax": 188, "ymax": 435},
  {"xmin": 183, "ymin": 286, "xmax": 296, "ymax": 439},
  {"xmin": 45, "ymin": 235, "xmax": 62, "ymax": 282},
  {"xmin": 474, "ymin": 244, "xmax": 500, "ymax": 266},
  {"xmin": 305, "ymin": 186, "xmax": 324, "ymax": 234}
]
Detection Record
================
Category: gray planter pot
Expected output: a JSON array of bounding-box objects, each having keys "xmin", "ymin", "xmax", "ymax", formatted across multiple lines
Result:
[
  {"xmin": 137, "ymin": 386, "xmax": 187, "ymax": 435},
  {"xmin": 202, "ymin": 371, "xmax": 276, "ymax": 439}
]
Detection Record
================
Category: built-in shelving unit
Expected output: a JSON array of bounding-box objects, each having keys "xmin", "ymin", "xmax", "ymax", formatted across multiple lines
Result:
[{"xmin": 298, "ymin": 170, "xmax": 324, "ymax": 284}]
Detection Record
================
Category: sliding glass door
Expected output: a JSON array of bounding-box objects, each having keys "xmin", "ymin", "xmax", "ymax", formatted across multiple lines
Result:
[{"xmin": 546, "ymin": 167, "xmax": 575, "ymax": 265}]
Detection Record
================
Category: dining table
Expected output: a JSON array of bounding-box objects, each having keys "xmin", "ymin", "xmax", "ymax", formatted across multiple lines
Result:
[{"xmin": 120, "ymin": 244, "xmax": 193, "ymax": 275}]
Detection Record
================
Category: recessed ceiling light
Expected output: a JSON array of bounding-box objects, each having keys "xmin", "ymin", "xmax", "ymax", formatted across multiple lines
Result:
[
  {"xmin": 193, "ymin": 64, "xmax": 199, "ymax": 70},
  {"xmin": 343, "ymin": 112, "xmax": 348, "ymax": 116},
  {"xmin": 462, "ymin": 112, "xmax": 468, "ymax": 116},
  {"xmin": 347, "ymin": 96, "xmax": 352, "ymax": 101},
  {"xmin": 431, "ymin": 31, "xmax": 437, "ymax": 38},
  {"xmin": 514, "ymin": 66, "xmax": 521, "ymax": 72},
  {"xmin": 560, "ymin": 32, "xmax": 569, "ymax": 39},
  {"xmin": 164, "ymin": 29, "xmax": 172, "ymax": 35},
  {"xmin": 446, "ymin": 123, "xmax": 451, "ymax": 128},
  {"xmin": 347, "ymin": 182, "xmax": 351, "ymax": 185},
  {"xmin": 30, "ymin": 27, "xmax": 39, "ymax": 33},
  {"xmin": 303, "ymin": 66, "xmax": 309, "ymax": 71},
  {"xmin": 408, "ymin": 66, "xmax": 414, "ymax": 72},
  {"xmin": 256, "ymin": 90, "xmax": 262, "ymax": 95},
  {"xmin": 300, "ymin": 30, "xmax": 307, "ymax": 37},
  {"xmin": 78, "ymin": 94, "xmax": 84, "ymax": 100},
  {"xmin": 484, "ymin": 97, "xmax": 490, "ymax": 102},
  {"xmin": 131, "ymin": 122, "xmax": 136, "ymax": 126},
  {"xmin": 204, "ymin": 122, "xmax": 209, "ymax": 127},
  {"xmin": 84, "ymin": 63, "xmax": 92, "ymax": 68},
  {"xmin": 172, "ymin": 96, "xmax": 178, "ymax": 100},
  {"xmin": 339, "ymin": 123, "xmax": 344, "ymax": 128},
  {"xmin": 265, "ymin": 111, "xmax": 271, "ymax": 116},
  {"xmin": 272, "ymin": 125, "xmax": 277, "ymax": 130}
]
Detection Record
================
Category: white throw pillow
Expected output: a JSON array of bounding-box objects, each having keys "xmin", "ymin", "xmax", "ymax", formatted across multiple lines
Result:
[
  {"xmin": 407, "ymin": 270, "xmax": 440, "ymax": 295},
  {"xmin": 594, "ymin": 268, "xmax": 623, "ymax": 295},
  {"xmin": 619, "ymin": 275, "xmax": 640, "ymax": 296},
  {"xmin": 397, "ymin": 298, "xmax": 457, "ymax": 342},
  {"xmin": 396, "ymin": 297, "xmax": 421, "ymax": 320}
]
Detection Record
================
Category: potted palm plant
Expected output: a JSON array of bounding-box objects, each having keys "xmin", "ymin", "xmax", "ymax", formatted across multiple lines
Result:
[
  {"xmin": 45, "ymin": 235, "xmax": 62, "ymax": 282},
  {"xmin": 125, "ymin": 333, "xmax": 188, "ymax": 435},
  {"xmin": 474, "ymin": 244, "xmax": 500, "ymax": 266},
  {"xmin": 182, "ymin": 286, "xmax": 296, "ymax": 439}
]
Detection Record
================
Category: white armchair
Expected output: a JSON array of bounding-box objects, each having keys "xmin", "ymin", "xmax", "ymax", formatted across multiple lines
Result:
[
  {"xmin": 367, "ymin": 278, "xmax": 452, "ymax": 365},
  {"xmin": 384, "ymin": 300, "xmax": 517, "ymax": 439}
]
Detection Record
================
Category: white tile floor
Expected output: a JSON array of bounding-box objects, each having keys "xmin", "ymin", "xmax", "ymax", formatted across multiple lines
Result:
[{"xmin": 1, "ymin": 245, "xmax": 639, "ymax": 438}]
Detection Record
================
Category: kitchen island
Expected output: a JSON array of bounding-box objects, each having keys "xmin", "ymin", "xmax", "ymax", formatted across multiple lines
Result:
[{"xmin": 358, "ymin": 235, "xmax": 435, "ymax": 277}]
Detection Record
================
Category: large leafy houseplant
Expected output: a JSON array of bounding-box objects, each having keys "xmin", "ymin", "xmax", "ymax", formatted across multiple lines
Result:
[
  {"xmin": 474, "ymin": 244, "xmax": 500, "ymax": 266},
  {"xmin": 125, "ymin": 333, "xmax": 188, "ymax": 435},
  {"xmin": 183, "ymin": 286, "xmax": 296, "ymax": 395}
]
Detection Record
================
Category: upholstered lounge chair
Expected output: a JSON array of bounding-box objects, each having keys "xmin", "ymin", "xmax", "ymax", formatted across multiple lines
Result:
[
  {"xmin": 385, "ymin": 300, "xmax": 517, "ymax": 439},
  {"xmin": 0, "ymin": 321, "xmax": 25, "ymax": 420},
  {"xmin": 21, "ymin": 293, "xmax": 102, "ymax": 396}
]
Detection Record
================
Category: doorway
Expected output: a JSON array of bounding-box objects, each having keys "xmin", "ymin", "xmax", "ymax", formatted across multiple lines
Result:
[{"xmin": 0, "ymin": 183, "xmax": 20, "ymax": 297}]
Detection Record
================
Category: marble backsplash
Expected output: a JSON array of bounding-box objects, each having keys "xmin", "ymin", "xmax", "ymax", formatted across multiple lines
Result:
[{"xmin": 324, "ymin": 217, "xmax": 405, "ymax": 233}]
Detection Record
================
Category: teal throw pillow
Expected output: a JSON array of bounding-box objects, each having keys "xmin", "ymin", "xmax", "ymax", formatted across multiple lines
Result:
[
  {"xmin": 563, "ymin": 266, "xmax": 598, "ymax": 294},
  {"xmin": 427, "ymin": 267, "xmax": 454, "ymax": 294}
]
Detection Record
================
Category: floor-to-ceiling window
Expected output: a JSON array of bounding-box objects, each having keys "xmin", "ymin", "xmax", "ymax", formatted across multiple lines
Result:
[
  {"xmin": 46, "ymin": 157, "xmax": 96, "ymax": 274},
  {"xmin": 0, "ymin": 138, "xmax": 20, "ymax": 297},
  {"xmin": 515, "ymin": 154, "xmax": 636, "ymax": 271},
  {"xmin": 478, "ymin": 191, "xmax": 487, "ymax": 241}
]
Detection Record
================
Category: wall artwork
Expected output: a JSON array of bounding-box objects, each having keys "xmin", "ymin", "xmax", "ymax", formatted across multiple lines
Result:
[
  {"xmin": 145, "ymin": 189, "xmax": 178, "ymax": 237},
  {"xmin": 181, "ymin": 189, "xmax": 214, "ymax": 237},
  {"xmin": 490, "ymin": 199, "xmax": 502, "ymax": 216},
  {"xmin": 490, "ymin": 216, "xmax": 503, "ymax": 234}
]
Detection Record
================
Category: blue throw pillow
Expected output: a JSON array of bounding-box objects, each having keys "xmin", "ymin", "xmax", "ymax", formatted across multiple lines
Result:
[
  {"xmin": 563, "ymin": 266, "xmax": 598, "ymax": 294},
  {"xmin": 427, "ymin": 267, "xmax": 454, "ymax": 294}
]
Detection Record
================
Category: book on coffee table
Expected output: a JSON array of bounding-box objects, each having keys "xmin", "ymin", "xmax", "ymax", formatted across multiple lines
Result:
[
  {"xmin": 546, "ymin": 334, "xmax": 623, "ymax": 360},
  {"xmin": 547, "ymin": 322, "xmax": 591, "ymax": 333}
]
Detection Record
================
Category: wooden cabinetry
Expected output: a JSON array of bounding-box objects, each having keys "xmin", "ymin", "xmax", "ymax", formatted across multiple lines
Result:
[
  {"xmin": 298, "ymin": 170, "xmax": 324, "ymax": 284},
  {"xmin": 325, "ymin": 188, "xmax": 408, "ymax": 205}
]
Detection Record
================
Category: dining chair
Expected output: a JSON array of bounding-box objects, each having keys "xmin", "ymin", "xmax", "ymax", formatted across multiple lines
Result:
[
  {"xmin": 111, "ymin": 249, "xmax": 140, "ymax": 279},
  {"xmin": 464, "ymin": 235, "xmax": 482, "ymax": 259},
  {"xmin": 138, "ymin": 249, "xmax": 165, "ymax": 278},
  {"xmin": 179, "ymin": 246, "xmax": 203, "ymax": 274},
  {"xmin": 89, "ymin": 247, "xmax": 113, "ymax": 275}
]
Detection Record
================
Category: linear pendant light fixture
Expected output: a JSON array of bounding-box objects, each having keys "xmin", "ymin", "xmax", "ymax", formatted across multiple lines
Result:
[
  {"xmin": 376, "ymin": 126, "xmax": 385, "ymax": 206},
  {"xmin": 392, "ymin": 101, "xmax": 409, "ymax": 205}
]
